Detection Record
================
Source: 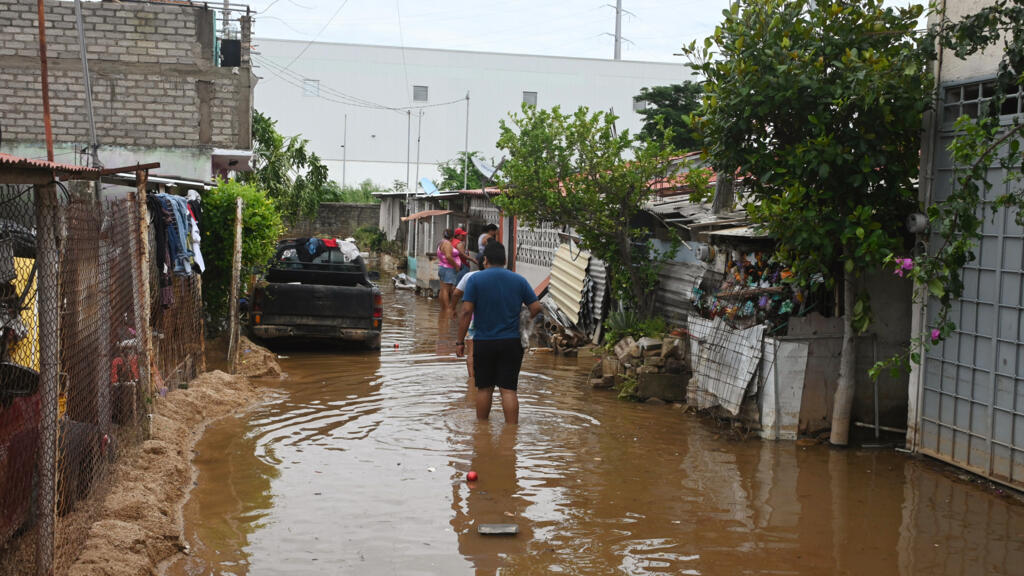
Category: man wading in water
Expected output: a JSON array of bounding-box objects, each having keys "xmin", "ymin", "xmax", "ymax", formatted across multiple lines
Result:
[{"xmin": 455, "ymin": 241, "xmax": 541, "ymax": 424}]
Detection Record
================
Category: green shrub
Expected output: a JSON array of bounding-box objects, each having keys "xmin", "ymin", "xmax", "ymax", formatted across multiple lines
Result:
[
  {"xmin": 603, "ymin": 309, "xmax": 667, "ymax": 349},
  {"xmin": 202, "ymin": 178, "xmax": 284, "ymax": 333},
  {"xmin": 353, "ymin": 224, "xmax": 402, "ymax": 257}
]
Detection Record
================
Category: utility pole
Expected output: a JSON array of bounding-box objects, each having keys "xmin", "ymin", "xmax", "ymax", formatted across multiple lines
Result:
[
  {"xmin": 614, "ymin": 0, "xmax": 622, "ymax": 60},
  {"xmin": 414, "ymin": 110, "xmax": 423, "ymax": 191},
  {"xmin": 341, "ymin": 114, "xmax": 347, "ymax": 189},
  {"xmin": 36, "ymin": 0, "xmax": 54, "ymax": 162},
  {"xmin": 406, "ymin": 109, "xmax": 412, "ymax": 192},
  {"xmin": 463, "ymin": 91, "xmax": 470, "ymax": 190},
  {"xmin": 74, "ymin": 0, "xmax": 100, "ymax": 168}
]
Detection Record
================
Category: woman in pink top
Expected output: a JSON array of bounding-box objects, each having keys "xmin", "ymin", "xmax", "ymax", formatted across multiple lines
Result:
[{"xmin": 437, "ymin": 229, "xmax": 461, "ymax": 314}]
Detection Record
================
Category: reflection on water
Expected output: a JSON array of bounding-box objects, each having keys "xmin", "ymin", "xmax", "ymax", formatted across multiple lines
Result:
[{"xmin": 167, "ymin": 289, "xmax": 1024, "ymax": 576}]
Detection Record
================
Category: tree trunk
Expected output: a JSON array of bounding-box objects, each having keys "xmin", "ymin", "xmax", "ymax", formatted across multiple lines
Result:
[
  {"xmin": 712, "ymin": 175, "xmax": 734, "ymax": 214},
  {"xmin": 829, "ymin": 274, "xmax": 857, "ymax": 446}
]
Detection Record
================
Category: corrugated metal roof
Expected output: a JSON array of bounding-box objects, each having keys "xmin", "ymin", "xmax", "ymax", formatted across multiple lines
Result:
[
  {"xmin": 549, "ymin": 243, "xmax": 590, "ymax": 325},
  {"xmin": 587, "ymin": 258, "xmax": 608, "ymax": 342},
  {"xmin": 707, "ymin": 225, "xmax": 771, "ymax": 238},
  {"xmin": 0, "ymin": 152, "xmax": 99, "ymax": 177}
]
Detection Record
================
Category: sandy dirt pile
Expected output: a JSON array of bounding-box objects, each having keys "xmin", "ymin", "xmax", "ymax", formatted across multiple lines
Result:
[
  {"xmin": 67, "ymin": 370, "xmax": 262, "ymax": 576},
  {"xmin": 235, "ymin": 336, "xmax": 283, "ymax": 379}
]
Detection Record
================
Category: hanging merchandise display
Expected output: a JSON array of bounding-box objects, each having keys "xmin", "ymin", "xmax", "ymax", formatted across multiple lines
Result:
[{"xmin": 691, "ymin": 249, "xmax": 805, "ymax": 332}]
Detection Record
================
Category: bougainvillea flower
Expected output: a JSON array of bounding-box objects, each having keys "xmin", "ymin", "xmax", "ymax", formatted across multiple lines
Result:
[{"xmin": 931, "ymin": 328, "xmax": 941, "ymax": 342}]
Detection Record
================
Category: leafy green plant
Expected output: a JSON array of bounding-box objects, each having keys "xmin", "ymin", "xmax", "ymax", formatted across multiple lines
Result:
[
  {"xmin": 202, "ymin": 178, "xmax": 284, "ymax": 333},
  {"xmin": 496, "ymin": 105, "xmax": 680, "ymax": 316},
  {"xmin": 322, "ymin": 179, "xmax": 385, "ymax": 204},
  {"xmin": 634, "ymin": 82, "xmax": 703, "ymax": 151},
  {"xmin": 616, "ymin": 374, "xmax": 639, "ymax": 400},
  {"xmin": 436, "ymin": 151, "xmax": 487, "ymax": 191},
  {"xmin": 603, "ymin": 309, "xmax": 668, "ymax": 349},
  {"xmin": 240, "ymin": 111, "xmax": 331, "ymax": 225},
  {"xmin": 352, "ymin": 225, "xmax": 402, "ymax": 257}
]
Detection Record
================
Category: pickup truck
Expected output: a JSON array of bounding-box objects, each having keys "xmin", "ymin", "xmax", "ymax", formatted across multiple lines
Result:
[{"xmin": 249, "ymin": 239, "xmax": 383, "ymax": 349}]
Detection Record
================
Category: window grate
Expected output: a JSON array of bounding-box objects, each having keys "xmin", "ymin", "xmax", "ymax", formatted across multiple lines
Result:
[
  {"xmin": 943, "ymin": 79, "xmax": 1023, "ymax": 124},
  {"xmin": 413, "ymin": 85, "xmax": 429, "ymax": 102},
  {"xmin": 523, "ymin": 91, "xmax": 537, "ymax": 107}
]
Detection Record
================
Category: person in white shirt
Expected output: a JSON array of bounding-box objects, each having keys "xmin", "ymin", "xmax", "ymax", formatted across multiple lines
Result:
[{"xmin": 453, "ymin": 269, "xmax": 478, "ymax": 400}]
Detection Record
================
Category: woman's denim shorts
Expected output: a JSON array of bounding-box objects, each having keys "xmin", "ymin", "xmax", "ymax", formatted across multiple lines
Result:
[{"xmin": 439, "ymin": 266, "xmax": 457, "ymax": 285}]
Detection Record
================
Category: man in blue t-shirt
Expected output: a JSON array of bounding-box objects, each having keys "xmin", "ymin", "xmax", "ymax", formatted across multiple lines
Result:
[{"xmin": 456, "ymin": 241, "xmax": 542, "ymax": 424}]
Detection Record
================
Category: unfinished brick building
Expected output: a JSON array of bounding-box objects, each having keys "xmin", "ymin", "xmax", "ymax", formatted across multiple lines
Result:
[{"xmin": 0, "ymin": 0, "xmax": 254, "ymax": 181}]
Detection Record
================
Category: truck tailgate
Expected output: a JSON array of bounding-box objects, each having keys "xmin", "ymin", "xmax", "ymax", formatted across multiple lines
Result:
[{"xmin": 258, "ymin": 283, "xmax": 375, "ymax": 328}]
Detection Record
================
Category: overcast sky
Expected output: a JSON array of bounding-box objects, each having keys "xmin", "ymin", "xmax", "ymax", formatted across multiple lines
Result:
[{"xmin": 248, "ymin": 0, "xmax": 731, "ymax": 64}]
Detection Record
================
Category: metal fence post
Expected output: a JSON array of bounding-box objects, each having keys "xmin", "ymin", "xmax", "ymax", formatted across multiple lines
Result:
[
  {"xmin": 227, "ymin": 197, "xmax": 243, "ymax": 373},
  {"xmin": 34, "ymin": 180, "xmax": 58, "ymax": 576}
]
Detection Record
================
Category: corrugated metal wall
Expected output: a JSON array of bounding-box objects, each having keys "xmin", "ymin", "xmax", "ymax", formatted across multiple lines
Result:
[
  {"xmin": 549, "ymin": 244, "xmax": 590, "ymax": 325},
  {"xmin": 656, "ymin": 260, "xmax": 707, "ymax": 328}
]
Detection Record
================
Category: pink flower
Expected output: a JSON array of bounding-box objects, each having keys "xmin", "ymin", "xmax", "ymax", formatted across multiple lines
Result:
[
  {"xmin": 893, "ymin": 258, "xmax": 914, "ymax": 278},
  {"xmin": 930, "ymin": 328, "xmax": 941, "ymax": 343}
]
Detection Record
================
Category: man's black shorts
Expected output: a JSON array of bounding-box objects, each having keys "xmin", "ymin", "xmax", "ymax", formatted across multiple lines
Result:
[{"xmin": 473, "ymin": 338, "xmax": 525, "ymax": 391}]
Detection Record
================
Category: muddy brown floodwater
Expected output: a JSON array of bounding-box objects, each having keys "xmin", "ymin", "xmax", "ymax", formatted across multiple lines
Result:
[{"xmin": 166, "ymin": 289, "xmax": 1024, "ymax": 576}]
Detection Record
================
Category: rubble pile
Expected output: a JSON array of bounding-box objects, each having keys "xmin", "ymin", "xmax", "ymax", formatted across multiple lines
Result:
[{"xmin": 592, "ymin": 335, "xmax": 692, "ymax": 403}]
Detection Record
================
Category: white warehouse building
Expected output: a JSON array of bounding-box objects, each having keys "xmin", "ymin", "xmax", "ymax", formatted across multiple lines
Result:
[{"xmin": 253, "ymin": 39, "xmax": 688, "ymax": 189}]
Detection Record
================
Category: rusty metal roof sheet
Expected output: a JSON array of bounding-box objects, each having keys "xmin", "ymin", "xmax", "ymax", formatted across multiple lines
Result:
[
  {"xmin": 401, "ymin": 209, "xmax": 453, "ymax": 222},
  {"xmin": 0, "ymin": 153, "xmax": 99, "ymax": 177}
]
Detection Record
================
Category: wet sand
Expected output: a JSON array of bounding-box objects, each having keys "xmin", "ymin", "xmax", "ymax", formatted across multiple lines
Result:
[{"xmin": 166, "ymin": 289, "xmax": 1024, "ymax": 576}]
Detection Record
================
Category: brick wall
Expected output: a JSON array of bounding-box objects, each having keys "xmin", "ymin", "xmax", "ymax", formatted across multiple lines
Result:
[{"xmin": 0, "ymin": 0, "xmax": 252, "ymax": 151}]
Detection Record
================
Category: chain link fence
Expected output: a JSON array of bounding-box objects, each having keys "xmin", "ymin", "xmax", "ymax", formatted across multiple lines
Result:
[{"xmin": 0, "ymin": 180, "xmax": 206, "ymax": 576}]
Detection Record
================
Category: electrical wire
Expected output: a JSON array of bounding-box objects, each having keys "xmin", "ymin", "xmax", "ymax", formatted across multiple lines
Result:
[
  {"xmin": 254, "ymin": 54, "xmax": 467, "ymax": 112},
  {"xmin": 276, "ymin": 0, "xmax": 350, "ymax": 74},
  {"xmin": 396, "ymin": 0, "xmax": 411, "ymax": 107}
]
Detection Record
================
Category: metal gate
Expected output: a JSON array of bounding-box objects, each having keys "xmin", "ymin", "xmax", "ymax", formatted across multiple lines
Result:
[{"xmin": 919, "ymin": 79, "xmax": 1024, "ymax": 490}]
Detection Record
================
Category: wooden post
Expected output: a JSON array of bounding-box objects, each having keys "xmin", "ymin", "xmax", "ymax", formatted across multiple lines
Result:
[
  {"xmin": 227, "ymin": 197, "xmax": 243, "ymax": 373},
  {"xmin": 34, "ymin": 180, "xmax": 58, "ymax": 576},
  {"xmin": 96, "ymin": 203, "xmax": 111, "ymax": 431},
  {"xmin": 131, "ymin": 173, "xmax": 153, "ymax": 426}
]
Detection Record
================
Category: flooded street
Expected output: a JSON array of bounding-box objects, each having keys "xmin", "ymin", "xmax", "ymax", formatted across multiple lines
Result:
[{"xmin": 167, "ymin": 289, "xmax": 1024, "ymax": 576}]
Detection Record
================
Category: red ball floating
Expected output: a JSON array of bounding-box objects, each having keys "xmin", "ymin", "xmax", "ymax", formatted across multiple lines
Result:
[{"xmin": 467, "ymin": 471, "xmax": 478, "ymax": 482}]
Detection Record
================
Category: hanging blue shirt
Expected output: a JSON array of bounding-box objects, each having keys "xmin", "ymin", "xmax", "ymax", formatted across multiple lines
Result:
[{"xmin": 462, "ymin": 267, "xmax": 537, "ymax": 341}]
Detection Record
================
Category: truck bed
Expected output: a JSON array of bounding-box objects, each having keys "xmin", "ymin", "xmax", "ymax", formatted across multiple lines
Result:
[{"xmin": 250, "ymin": 241, "xmax": 382, "ymax": 348}]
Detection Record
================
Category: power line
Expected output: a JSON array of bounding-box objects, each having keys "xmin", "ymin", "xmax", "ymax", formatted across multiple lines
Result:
[
  {"xmin": 276, "ymin": 0, "xmax": 350, "ymax": 74},
  {"xmin": 254, "ymin": 54, "xmax": 467, "ymax": 112},
  {"xmin": 395, "ymin": 0, "xmax": 412, "ymax": 107}
]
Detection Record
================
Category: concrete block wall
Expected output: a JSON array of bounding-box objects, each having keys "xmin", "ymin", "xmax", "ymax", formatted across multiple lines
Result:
[
  {"xmin": 0, "ymin": 0, "xmax": 252, "ymax": 153},
  {"xmin": 288, "ymin": 203, "xmax": 383, "ymax": 239}
]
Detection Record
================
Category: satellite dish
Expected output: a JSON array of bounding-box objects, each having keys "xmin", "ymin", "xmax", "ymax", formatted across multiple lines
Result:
[
  {"xmin": 420, "ymin": 178, "xmax": 439, "ymax": 196},
  {"xmin": 472, "ymin": 156, "xmax": 504, "ymax": 184}
]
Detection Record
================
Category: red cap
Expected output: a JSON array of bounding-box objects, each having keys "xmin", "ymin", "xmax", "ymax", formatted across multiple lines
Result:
[{"xmin": 454, "ymin": 227, "xmax": 467, "ymax": 236}]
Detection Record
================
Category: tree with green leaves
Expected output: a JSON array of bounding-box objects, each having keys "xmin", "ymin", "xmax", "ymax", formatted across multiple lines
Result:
[
  {"xmin": 634, "ymin": 82, "xmax": 703, "ymax": 151},
  {"xmin": 241, "ymin": 110, "xmax": 330, "ymax": 225},
  {"xmin": 495, "ymin": 105, "xmax": 679, "ymax": 317},
  {"xmin": 684, "ymin": 0, "xmax": 930, "ymax": 445},
  {"xmin": 322, "ymin": 179, "xmax": 385, "ymax": 204},
  {"xmin": 202, "ymin": 178, "xmax": 284, "ymax": 332},
  {"xmin": 436, "ymin": 151, "xmax": 487, "ymax": 191}
]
